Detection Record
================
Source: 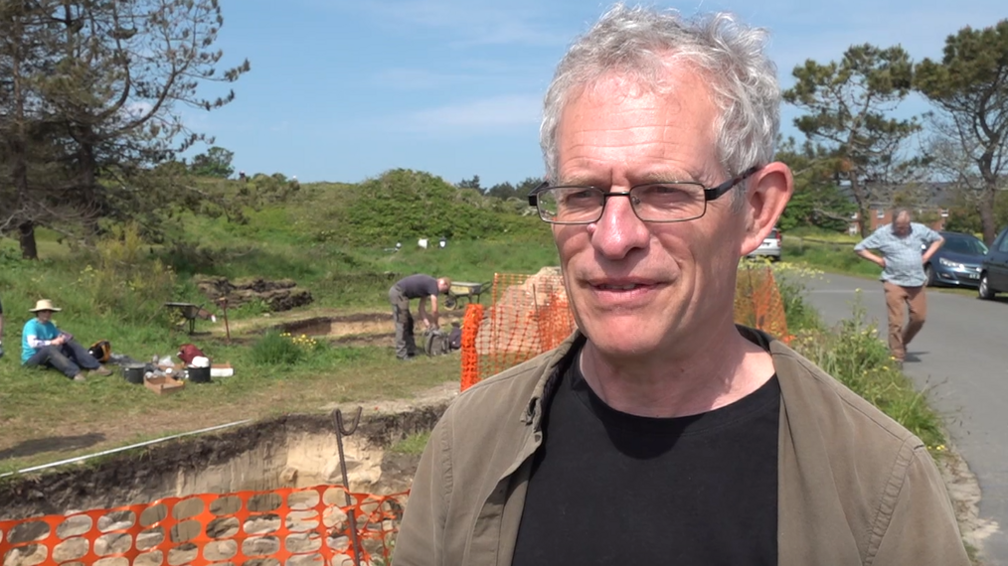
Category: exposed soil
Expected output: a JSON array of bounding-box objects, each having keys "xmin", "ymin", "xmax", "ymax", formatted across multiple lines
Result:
[
  {"xmin": 271, "ymin": 311, "xmax": 467, "ymax": 344},
  {"xmin": 0, "ymin": 382, "xmax": 457, "ymax": 521}
]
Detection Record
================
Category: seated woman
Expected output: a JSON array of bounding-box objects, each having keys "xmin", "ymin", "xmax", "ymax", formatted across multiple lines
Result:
[{"xmin": 21, "ymin": 299, "xmax": 112, "ymax": 382}]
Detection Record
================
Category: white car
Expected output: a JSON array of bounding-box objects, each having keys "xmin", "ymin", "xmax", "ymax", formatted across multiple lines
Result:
[{"xmin": 747, "ymin": 227, "xmax": 782, "ymax": 261}]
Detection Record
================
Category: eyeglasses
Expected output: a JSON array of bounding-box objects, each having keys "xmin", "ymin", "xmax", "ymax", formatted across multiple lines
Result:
[{"xmin": 528, "ymin": 166, "xmax": 760, "ymax": 224}]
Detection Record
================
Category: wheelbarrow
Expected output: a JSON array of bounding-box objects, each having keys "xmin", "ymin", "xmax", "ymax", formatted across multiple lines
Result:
[
  {"xmin": 444, "ymin": 281, "xmax": 492, "ymax": 310},
  {"xmin": 164, "ymin": 302, "xmax": 215, "ymax": 334}
]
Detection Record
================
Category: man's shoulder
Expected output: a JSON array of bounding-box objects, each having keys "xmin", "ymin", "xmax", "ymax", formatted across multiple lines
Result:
[
  {"xmin": 870, "ymin": 224, "xmax": 893, "ymax": 238},
  {"xmin": 457, "ymin": 352, "xmax": 552, "ymax": 404},
  {"xmin": 855, "ymin": 225, "xmax": 889, "ymax": 247},
  {"xmin": 446, "ymin": 352, "xmax": 553, "ymax": 423}
]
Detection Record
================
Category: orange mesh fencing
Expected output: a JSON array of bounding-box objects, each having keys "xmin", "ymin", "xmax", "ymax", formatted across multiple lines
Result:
[
  {"xmin": 0, "ymin": 486, "xmax": 407, "ymax": 566},
  {"xmin": 460, "ymin": 266, "xmax": 790, "ymax": 390},
  {"xmin": 459, "ymin": 271, "xmax": 575, "ymax": 392},
  {"xmin": 459, "ymin": 303, "xmax": 485, "ymax": 392},
  {"xmin": 735, "ymin": 264, "xmax": 791, "ymax": 345}
]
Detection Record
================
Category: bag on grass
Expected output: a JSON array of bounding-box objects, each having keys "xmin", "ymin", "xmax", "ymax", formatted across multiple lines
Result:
[
  {"xmin": 88, "ymin": 340, "xmax": 112, "ymax": 363},
  {"xmin": 178, "ymin": 343, "xmax": 206, "ymax": 365},
  {"xmin": 422, "ymin": 329, "xmax": 453, "ymax": 357}
]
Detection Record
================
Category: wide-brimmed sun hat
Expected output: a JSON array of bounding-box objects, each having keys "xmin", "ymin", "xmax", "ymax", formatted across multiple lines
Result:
[{"xmin": 29, "ymin": 299, "xmax": 62, "ymax": 313}]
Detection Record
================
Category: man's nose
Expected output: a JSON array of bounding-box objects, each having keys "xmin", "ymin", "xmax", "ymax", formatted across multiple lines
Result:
[{"xmin": 590, "ymin": 194, "xmax": 649, "ymax": 258}]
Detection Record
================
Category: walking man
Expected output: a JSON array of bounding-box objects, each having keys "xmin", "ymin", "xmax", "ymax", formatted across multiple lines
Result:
[
  {"xmin": 855, "ymin": 208, "xmax": 944, "ymax": 366},
  {"xmin": 22, "ymin": 299, "xmax": 112, "ymax": 381},
  {"xmin": 394, "ymin": 5, "xmax": 968, "ymax": 564},
  {"xmin": 388, "ymin": 274, "xmax": 451, "ymax": 360}
]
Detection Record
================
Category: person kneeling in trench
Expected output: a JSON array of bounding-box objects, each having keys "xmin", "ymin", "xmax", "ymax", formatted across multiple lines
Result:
[{"xmin": 21, "ymin": 299, "xmax": 112, "ymax": 382}]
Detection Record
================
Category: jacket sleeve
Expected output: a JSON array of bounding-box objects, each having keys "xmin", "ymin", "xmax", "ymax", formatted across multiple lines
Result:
[
  {"xmin": 393, "ymin": 406, "xmax": 454, "ymax": 566},
  {"xmin": 869, "ymin": 445, "xmax": 971, "ymax": 565}
]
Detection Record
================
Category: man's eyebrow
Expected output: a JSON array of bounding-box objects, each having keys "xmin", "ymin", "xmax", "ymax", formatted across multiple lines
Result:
[{"xmin": 557, "ymin": 171, "xmax": 702, "ymax": 187}]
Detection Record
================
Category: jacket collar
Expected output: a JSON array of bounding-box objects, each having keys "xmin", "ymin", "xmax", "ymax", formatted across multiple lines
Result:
[
  {"xmin": 520, "ymin": 325, "xmax": 779, "ymax": 429},
  {"xmin": 520, "ymin": 331, "xmax": 584, "ymax": 429}
]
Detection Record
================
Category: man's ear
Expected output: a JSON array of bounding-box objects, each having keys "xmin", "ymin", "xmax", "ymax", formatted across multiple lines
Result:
[{"xmin": 739, "ymin": 162, "xmax": 793, "ymax": 257}]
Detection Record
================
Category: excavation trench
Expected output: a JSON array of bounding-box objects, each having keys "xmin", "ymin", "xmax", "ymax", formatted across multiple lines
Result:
[
  {"xmin": 273, "ymin": 312, "xmax": 467, "ymax": 348},
  {"xmin": 0, "ymin": 403, "xmax": 450, "ymax": 566}
]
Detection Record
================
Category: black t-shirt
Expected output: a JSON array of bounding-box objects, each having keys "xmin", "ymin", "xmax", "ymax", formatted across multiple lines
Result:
[
  {"xmin": 396, "ymin": 274, "xmax": 439, "ymax": 300},
  {"xmin": 511, "ymin": 354, "xmax": 780, "ymax": 566}
]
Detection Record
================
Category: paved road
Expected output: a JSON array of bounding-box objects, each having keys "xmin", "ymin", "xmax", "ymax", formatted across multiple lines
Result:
[{"xmin": 804, "ymin": 272, "xmax": 1008, "ymax": 564}]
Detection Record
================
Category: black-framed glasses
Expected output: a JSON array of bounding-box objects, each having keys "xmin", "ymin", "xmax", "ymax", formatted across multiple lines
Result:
[{"xmin": 528, "ymin": 166, "xmax": 760, "ymax": 224}]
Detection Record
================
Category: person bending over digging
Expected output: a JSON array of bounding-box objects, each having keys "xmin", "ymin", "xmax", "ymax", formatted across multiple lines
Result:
[
  {"xmin": 388, "ymin": 274, "xmax": 451, "ymax": 360},
  {"xmin": 21, "ymin": 299, "xmax": 112, "ymax": 382}
]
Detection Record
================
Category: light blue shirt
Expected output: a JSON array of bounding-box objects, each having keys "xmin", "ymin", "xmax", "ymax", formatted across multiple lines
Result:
[
  {"xmin": 854, "ymin": 222, "xmax": 943, "ymax": 287},
  {"xmin": 22, "ymin": 318, "xmax": 59, "ymax": 364}
]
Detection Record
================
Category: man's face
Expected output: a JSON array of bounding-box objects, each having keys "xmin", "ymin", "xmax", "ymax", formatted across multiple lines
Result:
[
  {"xmin": 551, "ymin": 69, "xmax": 749, "ymax": 360},
  {"xmin": 893, "ymin": 215, "xmax": 911, "ymax": 237},
  {"xmin": 37, "ymin": 310, "xmax": 52, "ymax": 323}
]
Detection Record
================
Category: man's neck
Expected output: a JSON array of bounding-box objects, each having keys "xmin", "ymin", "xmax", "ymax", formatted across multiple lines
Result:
[{"xmin": 579, "ymin": 324, "xmax": 776, "ymax": 419}]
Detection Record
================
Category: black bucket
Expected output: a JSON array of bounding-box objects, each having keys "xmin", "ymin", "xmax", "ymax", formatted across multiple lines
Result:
[
  {"xmin": 187, "ymin": 366, "xmax": 211, "ymax": 383},
  {"xmin": 122, "ymin": 364, "xmax": 146, "ymax": 385}
]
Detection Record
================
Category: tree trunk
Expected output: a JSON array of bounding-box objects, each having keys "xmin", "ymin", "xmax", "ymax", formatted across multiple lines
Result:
[
  {"xmin": 77, "ymin": 141, "xmax": 101, "ymax": 238},
  {"xmin": 9, "ymin": 8, "xmax": 37, "ymax": 261},
  {"xmin": 978, "ymin": 187, "xmax": 997, "ymax": 245},
  {"xmin": 19, "ymin": 220, "xmax": 38, "ymax": 260},
  {"xmin": 848, "ymin": 177, "xmax": 872, "ymax": 238},
  {"xmin": 857, "ymin": 204, "xmax": 872, "ymax": 238}
]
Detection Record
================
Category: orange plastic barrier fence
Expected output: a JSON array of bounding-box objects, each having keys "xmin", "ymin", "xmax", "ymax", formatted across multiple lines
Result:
[
  {"xmin": 735, "ymin": 265, "xmax": 791, "ymax": 345},
  {"xmin": 460, "ymin": 266, "xmax": 790, "ymax": 391},
  {"xmin": 459, "ymin": 271, "xmax": 575, "ymax": 392},
  {"xmin": 459, "ymin": 303, "xmax": 485, "ymax": 392},
  {"xmin": 0, "ymin": 485, "xmax": 407, "ymax": 566}
]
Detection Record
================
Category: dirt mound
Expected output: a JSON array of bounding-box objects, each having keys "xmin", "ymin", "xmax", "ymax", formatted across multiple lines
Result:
[{"xmin": 195, "ymin": 275, "xmax": 313, "ymax": 312}]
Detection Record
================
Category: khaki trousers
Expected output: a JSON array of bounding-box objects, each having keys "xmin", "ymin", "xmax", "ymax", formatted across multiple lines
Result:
[{"xmin": 883, "ymin": 281, "xmax": 927, "ymax": 361}]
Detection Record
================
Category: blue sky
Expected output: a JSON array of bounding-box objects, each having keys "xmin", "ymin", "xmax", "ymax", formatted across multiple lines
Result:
[{"xmin": 192, "ymin": 0, "xmax": 1006, "ymax": 187}]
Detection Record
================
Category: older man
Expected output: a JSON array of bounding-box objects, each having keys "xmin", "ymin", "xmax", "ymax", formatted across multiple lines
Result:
[
  {"xmin": 395, "ymin": 5, "xmax": 968, "ymax": 565},
  {"xmin": 855, "ymin": 208, "xmax": 944, "ymax": 366}
]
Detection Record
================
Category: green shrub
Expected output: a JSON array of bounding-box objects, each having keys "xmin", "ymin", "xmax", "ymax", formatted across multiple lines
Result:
[
  {"xmin": 390, "ymin": 432, "xmax": 432, "ymax": 455},
  {"xmin": 251, "ymin": 331, "xmax": 306, "ymax": 365},
  {"xmin": 80, "ymin": 223, "xmax": 178, "ymax": 325},
  {"xmin": 768, "ymin": 262, "xmax": 824, "ymax": 333},
  {"xmin": 334, "ymin": 169, "xmax": 542, "ymax": 246},
  {"xmin": 790, "ymin": 296, "xmax": 945, "ymax": 449}
]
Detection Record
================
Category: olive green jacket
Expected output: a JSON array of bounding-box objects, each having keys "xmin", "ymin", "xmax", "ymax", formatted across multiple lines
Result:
[{"xmin": 395, "ymin": 327, "xmax": 969, "ymax": 565}]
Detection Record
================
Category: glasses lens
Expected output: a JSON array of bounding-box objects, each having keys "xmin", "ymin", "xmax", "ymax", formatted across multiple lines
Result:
[
  {"xmin": 632, "ymin": 183, "xmax": 705, "ymax": 222},
  {"xmin": 538, "ymin": 187, "xmax": 604, "ymax": 223}
]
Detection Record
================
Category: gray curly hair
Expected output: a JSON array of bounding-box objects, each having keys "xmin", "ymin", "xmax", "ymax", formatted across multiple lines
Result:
[{"xmin": 540, "ymin": 4, "xmax": 781, "ymax": 195}]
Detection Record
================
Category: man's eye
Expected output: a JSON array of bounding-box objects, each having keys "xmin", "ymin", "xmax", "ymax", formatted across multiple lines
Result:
[
  {"xmin": 637, "ymin": 184, "xmax": 695, "ymax": 201},
  {"xmin": 560, "ymin": 189, "xmax": 599, "ymax": 204}
]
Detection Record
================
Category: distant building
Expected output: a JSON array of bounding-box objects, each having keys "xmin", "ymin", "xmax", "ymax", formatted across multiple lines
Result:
[{"xmin": 844, "ymin": 182, "xmax": 957, "ymax": 235}]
